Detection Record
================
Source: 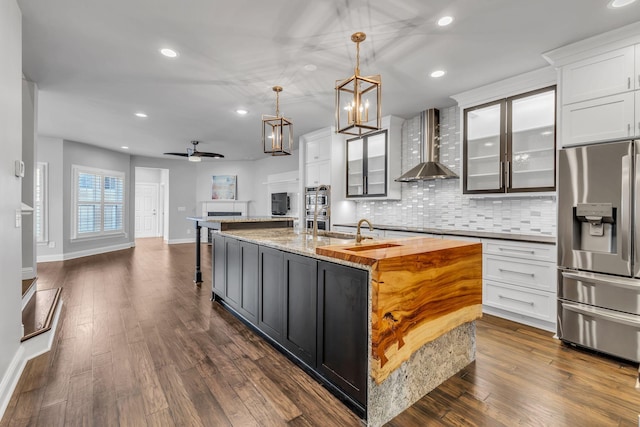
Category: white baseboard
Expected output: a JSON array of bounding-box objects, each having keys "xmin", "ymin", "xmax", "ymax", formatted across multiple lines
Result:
[
  {"xmin": 167, "ymin": 238, "xmax": 196, "ymax": 244},
  {"xmin": 482, "ymin": 305, "xmax": 556, "ymax": 332},
  {"xmin": 0, "ymin": 299, "xmax": 62, "ymax": 420},
  {"xmin": 21, "ymin": 268, "xmax": 35, "ymax": 280},
  {"xmin": 36, "ymin": 253, "xmax": 64, "ymax": 263},
  {"xmin": 37, "ymin": 243, "xmax": 134, "ymax": 263}
]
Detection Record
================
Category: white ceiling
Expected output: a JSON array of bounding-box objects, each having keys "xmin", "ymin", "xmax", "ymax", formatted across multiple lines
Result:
[{"xmin": 17, "ymin": 0, "xmax": 640, "ymax": 161}]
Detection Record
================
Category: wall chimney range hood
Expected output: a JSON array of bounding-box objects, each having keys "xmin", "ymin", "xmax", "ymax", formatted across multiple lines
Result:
[{"xmin": 395, "ymin": 108, "xmax": 458, "ymax": 182}]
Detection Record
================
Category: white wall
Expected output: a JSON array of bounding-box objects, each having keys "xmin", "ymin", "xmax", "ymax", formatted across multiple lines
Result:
[
  {"xmin": 36, "ymin": 137, "xmax": 63, "ymax": 261},
  {"xmin": 251, "ymin": 151, "xmax": 300, "ymax": 216},
  {"xmin": 194, "ymin": 160, "xmax": 257, "ymax": 213},
  {"xmin": 0, "ymin": 0, "xmax": 24, "ymax": 413},
  {"xmin": 21, "ymin": 79, "xmax": 37, "ymax": 277},
  {"xmin": 136, "ymin": 167, "xmax": 162, "ymax": 183}
]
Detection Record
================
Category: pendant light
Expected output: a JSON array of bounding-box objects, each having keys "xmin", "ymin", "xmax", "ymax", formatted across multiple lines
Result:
[
  {"xmin": 262, "ymin": 86, "xmax": 293, "ymax": 156},
  {"xmin": 335, "ymin": 32, "xmax": 382, "ymax": 136}
]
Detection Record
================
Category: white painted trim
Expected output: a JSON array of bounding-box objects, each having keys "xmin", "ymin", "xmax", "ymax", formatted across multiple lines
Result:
[
  {"xmin": 36, "ymin": 253, "xmax": 64, "ymax": 263},
  {"xmin": 482, "ymin": 305, "xmax": 556, "ymax": 332},
  {"xmin": 543, "ymin": 21, "xmax": 640, "ymax": 68},
  {"xmin": 451, "ymin": 67, "xmax": 557, "ymax": 108},
  {"xmin": 21, "ymin": 267, "xmax": 34, "ymax": 280},
  {"xmin": 167, "ymin": 238, "xmax": 196, "ymax": 244},
  {"xmin": 0, "ymin": 300, "xmax": 62, "ymax": 420},
  {"xmin": 21, "ymin": 284, "xmax": 36, "ymax": 311},
  {"xmin": 37, "ymin": 242, "xmax": 134, "ymax": 263},
  {"xmin": 0, "ymin": 346, "xmax": 25, "ymax": 420}
]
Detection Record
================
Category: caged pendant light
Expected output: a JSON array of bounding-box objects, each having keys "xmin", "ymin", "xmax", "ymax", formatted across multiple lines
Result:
[
  {"xmin": 335, "ymin": 32, "xmax": 382, "ymax": 136},
  {"xmin": 262, "ymin": 86, "xmax": 293, "ymax": 156}
]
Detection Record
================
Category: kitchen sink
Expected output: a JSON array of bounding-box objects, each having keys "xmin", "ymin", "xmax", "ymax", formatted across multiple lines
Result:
[
  {"xmin": 304, "ymin": 230, "xmax": 356, "ymax": 240},
  {"xmin": 344, "ymin": 243, "xmax": 402, "ymax": 252}
]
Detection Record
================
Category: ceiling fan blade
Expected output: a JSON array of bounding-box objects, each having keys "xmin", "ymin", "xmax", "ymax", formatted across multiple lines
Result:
[
  {"xmin": 196, "ymin": 152, "xmax": 225, "ymax": 158},
  {"xmin": 163, "ymin": 152, "xmax": 189, "ymax": 157}
]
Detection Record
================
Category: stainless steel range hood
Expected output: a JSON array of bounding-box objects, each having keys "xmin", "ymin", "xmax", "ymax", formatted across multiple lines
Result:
[{"xmin": 395, "ymin": 109, "xmax": 458, "ymax": 182}]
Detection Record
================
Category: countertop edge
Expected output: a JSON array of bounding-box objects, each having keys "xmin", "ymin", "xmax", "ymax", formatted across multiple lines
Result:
[{"xmin": 334, "ymin": 223, "xmax": 556, "ymax": 244}]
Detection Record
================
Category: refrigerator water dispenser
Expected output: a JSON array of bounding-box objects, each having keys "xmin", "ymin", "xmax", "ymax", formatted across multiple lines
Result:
[{"xmin": 574, "ymin": 203, "xmax": 615, "ymax": 253}]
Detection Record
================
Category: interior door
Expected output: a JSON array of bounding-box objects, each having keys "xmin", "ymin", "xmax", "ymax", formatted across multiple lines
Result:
[{"xmin": 135, "ymin": 183, "xmax": 159, "ymax": 238}]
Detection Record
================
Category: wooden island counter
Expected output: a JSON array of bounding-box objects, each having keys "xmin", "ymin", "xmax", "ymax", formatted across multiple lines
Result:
[{"xmin": 207, "ymin": 228, "xmax": 482, "ymax": 426}]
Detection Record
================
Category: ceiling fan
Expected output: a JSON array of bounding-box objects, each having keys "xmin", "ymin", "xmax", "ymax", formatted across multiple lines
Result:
[{"xmin": 163, "ymin": 141, "xmax": 224, "ymax": 162}]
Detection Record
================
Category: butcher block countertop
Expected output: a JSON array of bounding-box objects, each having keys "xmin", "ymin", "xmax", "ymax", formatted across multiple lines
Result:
[{"xmin": 318, "ymin": 237, "xmax": 483, "ymax": 384}]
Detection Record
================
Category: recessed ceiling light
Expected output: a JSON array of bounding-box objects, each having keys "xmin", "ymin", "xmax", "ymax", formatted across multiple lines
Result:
[
  {"xmin": 236, "ymin": 109, "xmax": 248, "ymax": 115},
  {"xmin": 121, "ymin": 146, "xmax": 129, "ymax": 150},
  {"xmin": 437, "ymin": 16, "xmax": 454, "ymax": 26},
  {"xmin": 160, "ymin": 48, "xmax": 178, "ymax": 58},
  {"xmin": 135, "ymin": 112, "xmax": 148, "ymax": 118},
  {"xmin": 304, "ymin": 64, "xmax": 317, "ymax": 71},
  {"xmin": 608, "ymin": 0, "xmax": 637, "ymax": 7},
  {"xmin": 430, "ymin": 70, "xmax": 446, "ymax": 78}
]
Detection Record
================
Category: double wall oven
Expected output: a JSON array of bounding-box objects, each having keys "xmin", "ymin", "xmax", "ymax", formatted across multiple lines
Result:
[
  {"xmin": 305, "ymin": 186, "xmax": 330, "ymax": 231},
  {"xmin": 558, "ymin": 140, "xmax": 640, "ymax": 362}
]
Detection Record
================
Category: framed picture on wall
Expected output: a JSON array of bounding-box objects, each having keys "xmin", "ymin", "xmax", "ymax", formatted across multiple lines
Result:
[{"xmin": 211, "ymin": 175, "xmax": 237, "ymax": 200}]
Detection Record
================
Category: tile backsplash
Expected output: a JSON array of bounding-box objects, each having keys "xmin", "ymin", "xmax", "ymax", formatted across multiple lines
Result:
[{"xmin": 355, "ymin": 106, "xmax": 557, "ymax": 236}]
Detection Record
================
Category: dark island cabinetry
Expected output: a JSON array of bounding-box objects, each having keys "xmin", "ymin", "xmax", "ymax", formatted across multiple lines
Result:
[
  {"xmin": 211, "ymin": 234, "xmax": 259, "ymax": 323},
  {"xmin": 317, "ymin": 261, "xmax": 368, "ymax": 406},
  {"xmin": 211, "ymin": 234, "xmax": 368, "ymax": 411},
  {"xmin": 257, "ymin": 246, "xmax": 285, "ymax": 341},
  {"xmin": 283, "ymin": 252, "xmax": 318, "ymax": 367}
]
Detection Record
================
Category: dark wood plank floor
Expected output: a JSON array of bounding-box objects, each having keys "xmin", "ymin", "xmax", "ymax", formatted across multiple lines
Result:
[{"xmin": 2, "ymin": 238, "xmax": 640, "ymax": 426}]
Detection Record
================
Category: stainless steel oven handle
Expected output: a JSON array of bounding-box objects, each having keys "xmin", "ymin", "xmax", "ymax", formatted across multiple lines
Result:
[
  {"xmin": 561, "ymin": 270, "xmax": 640, "ymax": 291},
  {"xmin": 562, "ymin": 302, "xmax": 640, "ymax": 328}
]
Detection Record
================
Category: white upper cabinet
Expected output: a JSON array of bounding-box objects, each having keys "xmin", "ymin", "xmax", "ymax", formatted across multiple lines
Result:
[
  {"xmin": 562, "ymin": 92, "xmax": 636, "ymax": 146},
  {"xmin": 561, "ymin": 46, "xmax": 635, "ymax": 105}
]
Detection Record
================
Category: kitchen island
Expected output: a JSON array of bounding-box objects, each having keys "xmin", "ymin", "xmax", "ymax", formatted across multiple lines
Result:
[
  {"xmin": 207, "ymin": 227, "xmax": 482, "ymax": 426},
  {"xmin": 187, "ymin": 216, "xmax": 294, "ymax": 283}
]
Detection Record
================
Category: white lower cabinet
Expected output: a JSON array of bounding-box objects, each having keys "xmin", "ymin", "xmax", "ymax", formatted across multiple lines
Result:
[{"xmin": 482, "ymin": 239, "xmax": 557, "ymax": 331}]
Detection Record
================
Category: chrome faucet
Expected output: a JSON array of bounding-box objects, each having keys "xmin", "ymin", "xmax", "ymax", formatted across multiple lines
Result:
[
  {"xmin": 356, "ymin": 218, "xmax": 373, "ymax": 243},
  {"xmin": 312, "ymin": 185, "xmax": 329, "ymax": 239}
]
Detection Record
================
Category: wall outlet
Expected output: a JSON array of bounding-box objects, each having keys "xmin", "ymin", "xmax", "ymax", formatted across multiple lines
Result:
[
  {"xmin": 48, "ymin": 241, "xmax": 55, "ymax": 248},
  {"xmin": 186, "ymin": 228, "xmax": 191, "ymax": 234},
  {"xmin": 177, "ymin": 206, "xmax": 186, "ymax": 212},
  {"xmin": 15, "ymin": 209, "xmax": 21, "ymax": 228}
]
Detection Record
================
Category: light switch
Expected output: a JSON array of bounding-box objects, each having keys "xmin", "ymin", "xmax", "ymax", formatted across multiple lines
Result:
[
  {"xmin": 177, "ymin": 206, "xmax": 186, "ymax": 212},
  {"xmin": 15, "ymin": 209, "xmax": 21, "ymax": 228}
]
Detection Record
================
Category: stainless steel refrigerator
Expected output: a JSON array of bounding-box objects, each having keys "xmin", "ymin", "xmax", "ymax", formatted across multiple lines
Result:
[{"xmin": 558, "ymin": 140, "xmax": 640, "ymax": 362}]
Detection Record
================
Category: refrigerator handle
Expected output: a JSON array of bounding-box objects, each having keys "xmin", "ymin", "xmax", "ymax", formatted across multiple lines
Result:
[
  {"xmin": 621, "ymin": 153, "xmax": 632, "ymax": 263},
  {"xmin": 636, "ymin": 149, "xmax": 640, "ymax": 275}
]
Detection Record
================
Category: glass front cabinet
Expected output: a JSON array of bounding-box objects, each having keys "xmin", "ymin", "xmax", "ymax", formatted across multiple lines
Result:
[
  {"xmin": 463, "ymin": 86, "xmax": 556, "ymax": 194},
  {"xmin": 346, "ymin": 130, "xmax": 388, "ymax": 198}
]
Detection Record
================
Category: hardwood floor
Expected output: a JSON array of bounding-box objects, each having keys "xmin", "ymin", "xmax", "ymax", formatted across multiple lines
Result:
[{"xmin": 2, "ymin": 238, "xmax": 639, "ymax": 426}]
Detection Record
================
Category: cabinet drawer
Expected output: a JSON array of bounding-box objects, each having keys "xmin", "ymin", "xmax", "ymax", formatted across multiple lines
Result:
[
  {"xmin": 484, "ymin": 280, "xmax": 556, "ymax": 322},
  {"xmin": 483, "ymin": 240, "xmax": 555, "ymax": 262},
  {"xmin": 484, "ymin": 254, "xmax": 556, "ymax": 291}
]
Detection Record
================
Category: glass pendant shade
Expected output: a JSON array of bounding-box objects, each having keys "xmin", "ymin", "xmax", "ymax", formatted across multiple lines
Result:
[
  {"xmin": 335, "ymin": 32, "xmax": 382, "ymax": 136},
  {"xmin": 262, "ymin": 86, "xmax": 293, "ymax": 156}
]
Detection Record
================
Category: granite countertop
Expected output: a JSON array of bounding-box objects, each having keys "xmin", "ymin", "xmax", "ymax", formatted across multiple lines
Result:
[
  {"xmin": 188, "ymin": 215, "xmax": 295, "ymax": 223},
  {"xmin": 217, "ymin": 229, "xmax": 371, "ymax": 270},
  {"xmin": 334, "ymin": 223, "xmax": 556, "ymax": 244}
]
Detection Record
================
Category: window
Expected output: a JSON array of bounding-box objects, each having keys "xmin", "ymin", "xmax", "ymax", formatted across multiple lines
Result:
[
  {"xmin": 72, "ymin": 165, "xmax": 125, "ymax": 239},
  {"xmin": 35, "ymin": 162, "xmax": 48, "ymax": 243}
]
